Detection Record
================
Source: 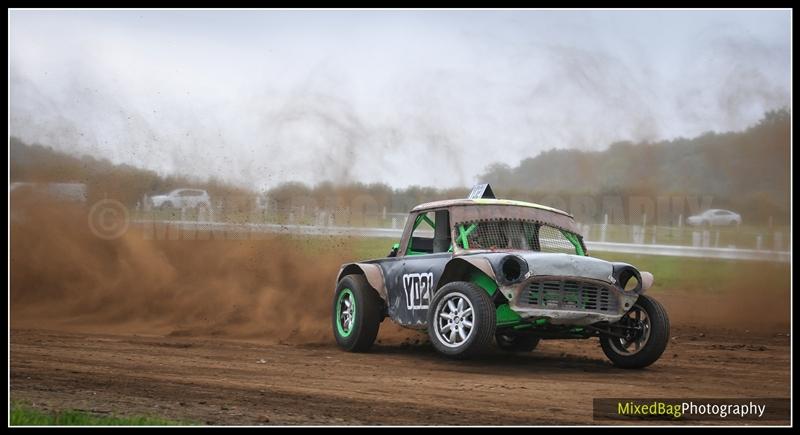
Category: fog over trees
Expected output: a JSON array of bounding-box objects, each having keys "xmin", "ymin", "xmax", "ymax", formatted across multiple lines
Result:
[{"xmin": 11, "ymin": 109, "xmax": 790, "ymax": 225}]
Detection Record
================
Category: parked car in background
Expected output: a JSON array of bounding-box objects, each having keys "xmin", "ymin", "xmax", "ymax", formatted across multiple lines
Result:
[
  {"xmin": 150, "ymin": 188, "xmax": 211, "ymax": 210},
  {"xmin": 686, "ymin": 209, "xmax": 742, "ymax": 226}
]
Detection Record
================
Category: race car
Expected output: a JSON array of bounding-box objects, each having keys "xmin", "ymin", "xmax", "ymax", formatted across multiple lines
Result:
[{"xmin": 331, "ymin": 185, "xmax": 669, "ymax": 368}]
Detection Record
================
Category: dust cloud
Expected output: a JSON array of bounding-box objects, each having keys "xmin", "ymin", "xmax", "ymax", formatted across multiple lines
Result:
[
  {"xmin": 658, "ymin": 283, "xmax": 790, "ymax": 334},
  {"xmin": 10, "ymin": 191, "xmax": 788, "ymax": 344},
  {"xmin": 10, "ymin": 192, "xmax": 420, "ymax": 344}
]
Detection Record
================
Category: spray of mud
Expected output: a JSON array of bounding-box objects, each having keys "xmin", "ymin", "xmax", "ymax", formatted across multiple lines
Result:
[
  {"xmin": 10, "ymin": 191, "xmax": 789, "ymax": 345},
  {"xmin": 658, "ymin": 282, "xmax": 790, "ymax": 334},
  {"xmin": 10, "ymin": 192, "xmax": 421, "ymax": 344}
]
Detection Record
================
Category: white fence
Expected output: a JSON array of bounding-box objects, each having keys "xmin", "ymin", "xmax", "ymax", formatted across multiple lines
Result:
[{"xmin": 131, "ymin": 218, "xmax": 790, "ymax": 263}]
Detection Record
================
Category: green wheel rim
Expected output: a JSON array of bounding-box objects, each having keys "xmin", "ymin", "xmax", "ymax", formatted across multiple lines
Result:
[{"xmin": 336, "ymin": 288, "xmax": 356, "ymax": 337}]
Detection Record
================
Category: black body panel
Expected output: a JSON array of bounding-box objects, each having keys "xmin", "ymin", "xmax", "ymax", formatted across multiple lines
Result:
[{"xmin": 366, "ymin": 253, "xmax": 451, "ymax": 328}]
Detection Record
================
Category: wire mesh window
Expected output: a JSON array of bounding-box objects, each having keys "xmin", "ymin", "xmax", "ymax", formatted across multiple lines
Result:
[
  {"xmin": 537, "ymin": 225, "xmax": 580, "ymax": 254},
  {"xmin": 454, "ymin": 220, "xmax": 583, "ymax": 254}
]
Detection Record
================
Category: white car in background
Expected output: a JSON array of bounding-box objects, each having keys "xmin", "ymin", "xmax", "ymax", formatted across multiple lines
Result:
[
  {"xmin": 150, "ymin": 188, "xmax": 211, "ymax": 210},
  {"xmin": 686, "ymin": 209, "xmax": 742, "ymax": 226}
]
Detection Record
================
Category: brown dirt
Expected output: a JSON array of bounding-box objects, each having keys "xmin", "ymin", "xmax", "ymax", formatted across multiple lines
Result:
[
  {"xmin": 10, "ymin": 194, "xmax": 418, "ymax": 344},
  {"xmin": 9, "ymin": 196, "xmax": 792, "ymax": 425},
  {"xmin": 10, "ymin": 327, "xmax": 790, "ymax": 425}
]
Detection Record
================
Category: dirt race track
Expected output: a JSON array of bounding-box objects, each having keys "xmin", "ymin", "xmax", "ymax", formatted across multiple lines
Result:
[
  {"xmin": 11, "ymin": 326, "xmax": 790, "ymax": 425},
  {"xmin": 8, "ymin": 201, "xmax": 792, "ymax": 425}
]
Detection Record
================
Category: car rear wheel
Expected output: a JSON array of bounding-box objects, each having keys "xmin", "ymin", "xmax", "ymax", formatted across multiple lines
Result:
[
  {"xmin": 495, "ymin": 333, "xmax": 540, "ymax": 352},
  {"xmin": 332, "ymin": 274, "xmax": 383, "ymax": 352},
  {"xmin": 427, "ymin": 281, "xmax": 496, "ymax": 359},
  {"xmin": 600, "ymin": 295, "xmax": 670, "ymax": 369}
]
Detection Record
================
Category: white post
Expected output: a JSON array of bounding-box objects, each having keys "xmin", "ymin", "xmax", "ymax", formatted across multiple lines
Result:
[
  {"xmin": 756, "ymin": 235, "xmax": 763, "ymax": 251},
  {"xmin": 641, "ymin": 214, "xmax": 647, "ymax": 244},
  {"xmin": 392, "ymin": 217, "xmax": 397, "ymax": 229},
  {"xmin": 774, "ymin": 232, "xmax": 783, "ymax": 251},
  {"xmin": 714, "ymin": 230, "xmax": 720, "ymax": 248},
  {"xmin": 632, "ymin": 226, "xmax": 644, "ymax": 244},
  {"xmin": 651, "ymin": 225, "xmax": 656, "ymax": 244},
  {"xmin": 692, "ymin": 231, "xmax": 701, "ymax": 247},
  {"xmin": 678, "ymin": 214, "xmax": 683, "ymax": 228},
  {"xmin": 600, "ymin": 214, "xmax": 608, "ymax": 242}
]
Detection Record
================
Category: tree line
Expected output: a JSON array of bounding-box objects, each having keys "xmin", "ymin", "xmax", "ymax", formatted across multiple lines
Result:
[{"xmin": 10, "ymin": 109, "xmax": 789, "ymax": 225}]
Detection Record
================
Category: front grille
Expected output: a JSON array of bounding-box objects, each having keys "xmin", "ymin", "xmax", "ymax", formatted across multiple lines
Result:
[{"xmin": 522, "ymin": 279, "xmax": 617, "ymax": 312}]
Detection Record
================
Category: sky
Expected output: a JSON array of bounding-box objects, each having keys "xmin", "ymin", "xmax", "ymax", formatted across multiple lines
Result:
[{"xmin": 9, "ymin": 9, "xmax": 792, "ymax": 190}]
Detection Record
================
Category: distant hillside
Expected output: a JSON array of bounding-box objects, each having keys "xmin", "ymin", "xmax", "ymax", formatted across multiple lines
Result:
[{"xmin": 479, "ymin": 109, "xmax": 790, "ymax": 223}]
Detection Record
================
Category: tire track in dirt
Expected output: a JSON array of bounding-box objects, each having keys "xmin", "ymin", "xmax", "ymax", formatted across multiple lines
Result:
[{"xmin": 10, "ymin": 328, "xmax": 790, "ymax": 425}]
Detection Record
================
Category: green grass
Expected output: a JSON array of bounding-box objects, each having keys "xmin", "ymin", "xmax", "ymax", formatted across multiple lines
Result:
[
  {"xmin": 205, "ymin": 230, "xmax": 787, "ymax": 298},
  {"xmin": 351, "ymin": 237, "xmax": 398, "ymax": 259},
  {"xmin": 587, "ymin": 252, "xmax": 789, "ymax": 296},
  {"xmin": 10, "ymin": 404, "xmax": 191, "ymax": 426},
  {"xmin": 583, "ymin": 223, "xmax": 789, "ymax": 250},
  {"xmin": 289, "ymin": 234, "xmax": 397, "ymax": 259},
  {"xmin": 135, "ymin": 208, "xmax": 789, "ymax": 250}
]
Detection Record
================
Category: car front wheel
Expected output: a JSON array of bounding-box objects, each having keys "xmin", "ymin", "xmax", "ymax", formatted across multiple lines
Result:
[
  {"xmin": 600, "ymin": 294, "xmax": 670, "ymax": 369},
  {"xmin": 427, "ymin": 281, "xmax": 496, "ymax": 359}
]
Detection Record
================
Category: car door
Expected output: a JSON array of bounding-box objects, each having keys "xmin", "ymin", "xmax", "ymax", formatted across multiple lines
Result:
[
  {"xmin": 171, "ymin": 190, "xmax": 184, "ymax": 209},
  {"xmin": 184, "ymin": 190, "xmax": 198, "ymax": 208},
  {"xmin": 383, "ymin": 209, "xmax": 453, "ymax": 328},
  {"xmin": 712, "ymin": 210, "xmax": 728, "ymax": 226},
  {"xmin": 188, "ymin": 190, "xmax": 201, "ymax": 208}
]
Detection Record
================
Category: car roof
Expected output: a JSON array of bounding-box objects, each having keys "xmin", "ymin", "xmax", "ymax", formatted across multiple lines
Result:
[{"xmin": 410, "ymin": 198, "xmax": 573, "ymax": 218}]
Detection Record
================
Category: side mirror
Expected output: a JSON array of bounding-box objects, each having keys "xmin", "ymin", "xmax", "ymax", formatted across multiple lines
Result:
[{"xmin": 388, "ymin": 243, "xmax": 400, "ymax": 258}]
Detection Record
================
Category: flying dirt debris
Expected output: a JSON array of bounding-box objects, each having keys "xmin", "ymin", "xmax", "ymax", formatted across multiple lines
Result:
[
  {"xmin": 9, "ymin": 188, "xmax": 789, "ymax": 342},
  {"xmin": 9, "ymin": 191, "xmax": 420, "ymax": 344}
]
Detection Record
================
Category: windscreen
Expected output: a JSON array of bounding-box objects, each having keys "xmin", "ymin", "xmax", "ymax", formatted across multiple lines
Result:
[{"xmin": 454, "ymin": 219, "xmax": 585, "ymax": 255}]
